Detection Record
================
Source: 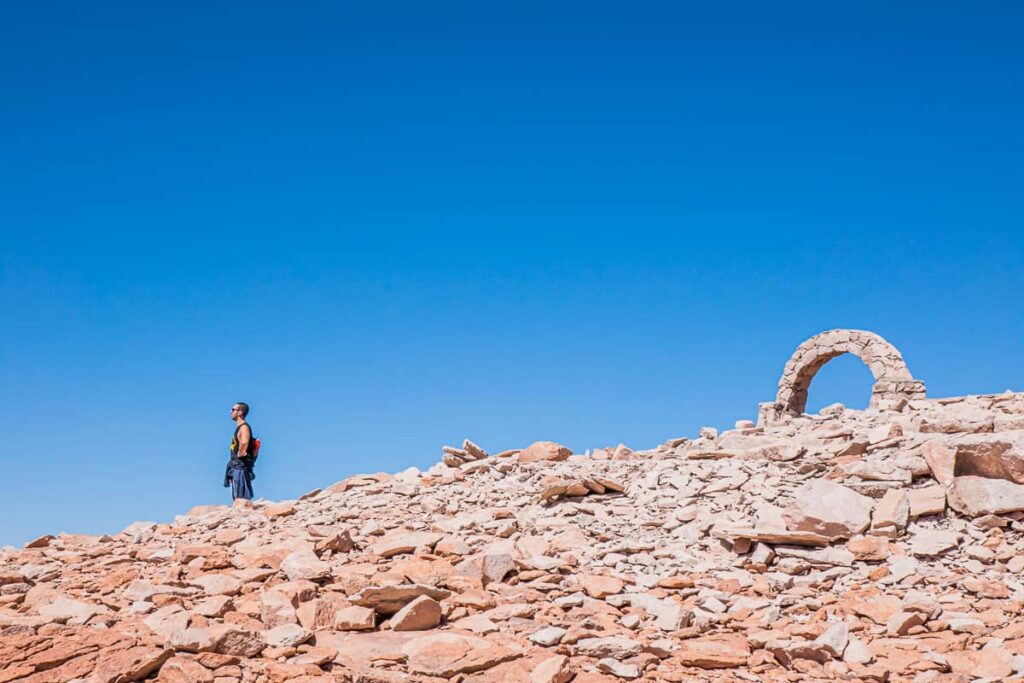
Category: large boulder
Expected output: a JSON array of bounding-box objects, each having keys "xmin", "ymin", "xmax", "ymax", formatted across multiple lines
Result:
[
  {"xmin": 783, "ymin": 480, "xmax": 874, "ymax": 540},
  {"xmin": 947, "ymin": 475, "xmax": 1024, "ymax": 516},
  {"xmin": 952, "ymin": 433, "xmax": 1024, "ymax": 482}
]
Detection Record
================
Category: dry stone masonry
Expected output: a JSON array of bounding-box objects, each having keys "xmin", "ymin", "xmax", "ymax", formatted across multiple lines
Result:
[
  {"xmin": 4, "ymin": 330, "xmax": 1024, "ymax": 682},
  {"xmin": 760, "ymin": 329, "xmax": 927, "ymax": 425}
]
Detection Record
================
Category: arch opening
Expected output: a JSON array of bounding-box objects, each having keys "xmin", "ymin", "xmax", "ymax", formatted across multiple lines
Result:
[{"xmin": 801, "ymin": 352, "xmax": 877, "ymax": 413}]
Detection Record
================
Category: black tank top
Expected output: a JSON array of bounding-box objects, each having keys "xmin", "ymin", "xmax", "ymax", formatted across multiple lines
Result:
[{"xmin": 230, "ymin": 423, "xmax": 253, "ymax": 458}]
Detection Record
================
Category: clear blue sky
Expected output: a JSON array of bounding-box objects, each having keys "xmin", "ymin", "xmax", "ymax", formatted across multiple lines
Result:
[{"xmin": 2, "ymin": 2, "xmax": 1023, "ymax": 547}]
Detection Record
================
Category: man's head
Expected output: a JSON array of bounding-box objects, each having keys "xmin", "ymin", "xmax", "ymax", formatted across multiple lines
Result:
[{"xmin": 231, "ymin": 402, "xmax": 250, "ymax": 420}]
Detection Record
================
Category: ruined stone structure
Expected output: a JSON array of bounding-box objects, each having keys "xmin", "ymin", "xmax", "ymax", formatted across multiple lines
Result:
[{"xmin": 759, "ymin": 329, "xmax": 926, "ymax": 425}]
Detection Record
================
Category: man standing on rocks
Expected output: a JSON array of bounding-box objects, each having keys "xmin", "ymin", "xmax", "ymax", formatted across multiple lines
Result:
[{"xmin": 224, "ymin": 402, "xmax": 255, "ymax": 501}]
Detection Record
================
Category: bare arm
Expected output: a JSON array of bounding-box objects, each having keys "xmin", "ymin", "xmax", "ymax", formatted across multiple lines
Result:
[{"xmin": 237, "ymin": 424, "xmax": 251, "ymax": 457}]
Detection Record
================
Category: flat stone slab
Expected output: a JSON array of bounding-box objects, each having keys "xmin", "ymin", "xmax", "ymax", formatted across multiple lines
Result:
[{"xmin": 713, "ymin": 526, "xmax": 831, "ymax": 548}]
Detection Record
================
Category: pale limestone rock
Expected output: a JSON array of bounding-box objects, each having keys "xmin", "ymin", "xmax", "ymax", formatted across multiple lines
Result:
[
  {"xmin": 907, "ymin": 484, "xmax": 946, "ymax": 517},
  {"xmin": 843, "ymin": 638, "xmax": 874, "ymax": 664},
  {"xmin": 370, "ymin": 531, "xmax": 444, "ymax": 558},
  {"xmin": 909, "ymin": 528, "xmax": 960, "ymax": 556},
  {"xmin": 280, "ymin": 549, "xmax": 330, "ymax": 581},
  {"xmin": 263, "ymin": 623, "xmax": 312, "ymax": 648},
  {"xmin": 922, "ymin": 440, "xmax": 956, "ymax": 486},
  {"xmin": 870, "ymin": 488, "xmax": 909, "ymax": 536},
  {"xmin": 333, "ymin": 605, "xmax": 376, "ymax": 631},
  {"xmin": 38, "ymin": 597, "xmax": 106, "ymax": 625},
  {"xmin": 783, "ymin": 480, "xmax": 874, "ymax": 540},
  {"xmin": 574, "ymin": 636, "xmax": 643, "ymax": 658},
  {"xmin": 529, "ymin": 626, "xmax": 567, "ymax": 646},
  {"xmin": 260, "ymin": 590, "xmax": 297, "ymax": 628},
  {"xmin": 948, "ymin": 475, "xmax": 1024, "ymax": 516},
  {"xmin": 210, "ymin": 624, "xmax": 266, "ymax": 657},
  {"xmin": 597, "ymin": 658, "xmax": 640, "ymax": 679},
  {"xmin": 814, "ymin": 622, "xmax": 849, "ymax": 658},
  {"xmin": 164, "ymin": 626, "xmax": 217, "ymax": 653}
]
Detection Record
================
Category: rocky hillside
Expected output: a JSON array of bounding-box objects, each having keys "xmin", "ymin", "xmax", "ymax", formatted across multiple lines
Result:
[{"xmin": 4, "ymin": 391, "xmax": 1024, "ymax": 682}]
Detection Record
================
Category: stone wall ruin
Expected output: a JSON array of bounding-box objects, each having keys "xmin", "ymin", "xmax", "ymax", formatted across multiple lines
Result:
[{"xmin": 759, "ymin": 329, "xmax": 926, "ymax": 425}]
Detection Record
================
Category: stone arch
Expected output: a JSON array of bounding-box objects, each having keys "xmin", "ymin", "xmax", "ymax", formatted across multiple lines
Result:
[{"xmin": 765, "ymin": 329, "xmax": 925, "ymax": 421}]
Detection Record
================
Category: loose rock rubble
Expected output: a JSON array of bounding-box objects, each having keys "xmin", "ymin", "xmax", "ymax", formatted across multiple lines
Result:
[{"xmin": 6, "ymin": 377, "xmax": 1024, "ymax": 680}]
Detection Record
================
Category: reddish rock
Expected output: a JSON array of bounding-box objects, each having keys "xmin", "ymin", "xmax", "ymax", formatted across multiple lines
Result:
[
  {"xmin": 845, "ymin": 535, "xmax": 890, "ymax": 561},
  {"xmin": 402, "ymin": 632, "xmax": 519, "ymax": 677},
  {"xmin": 24, "ymin": 535, "xmax": 54, "ymax": 549},
  {"xmin": 314, "ymin": 530, "xmax": 355, "ymax": 554},
  {"xmin": 157, "ymin": 656, "xmax": 215, "ymax": 683},
  {"xmin": 333, "ymin": 605, "xmax": 376, "ymax": 631},
  {"xmin": 531, "ymin": 654, "xmax": 574, "ymax": 683},
  {"xmin": 390, "ymin": 595, "xmax": 442, "ymax": 631},
  {"xmin": 953, "ymin": 433, "xmax": 1024, "ymax": 482},
  {"xmin": 263, "ymin": 502, "xmax": 296, "ymax": 518},
  {"xmin": 580, "ymin": 574, "xmax": 625, "ymax": 599},
  {"xmin": 674, "ymin": 634, "xmax": 751, "ymax": 668},
  {"xmin": 518, "ymin": 442, "xmax": 572, "ymax": 463},
  {"xmin": 350, "ymin": 584, "xmax": 451, "ymax": 615},
  {"xmin": 907, "ymin": 485, "xmax": 946, "ymax": 517},
  {"xmin": 89, "ymin": 646, "xmax": 173, "ymax": 683},
  {"xmin": 845, "ymin": 593, "xmax": 902, "ymax": 625}
]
